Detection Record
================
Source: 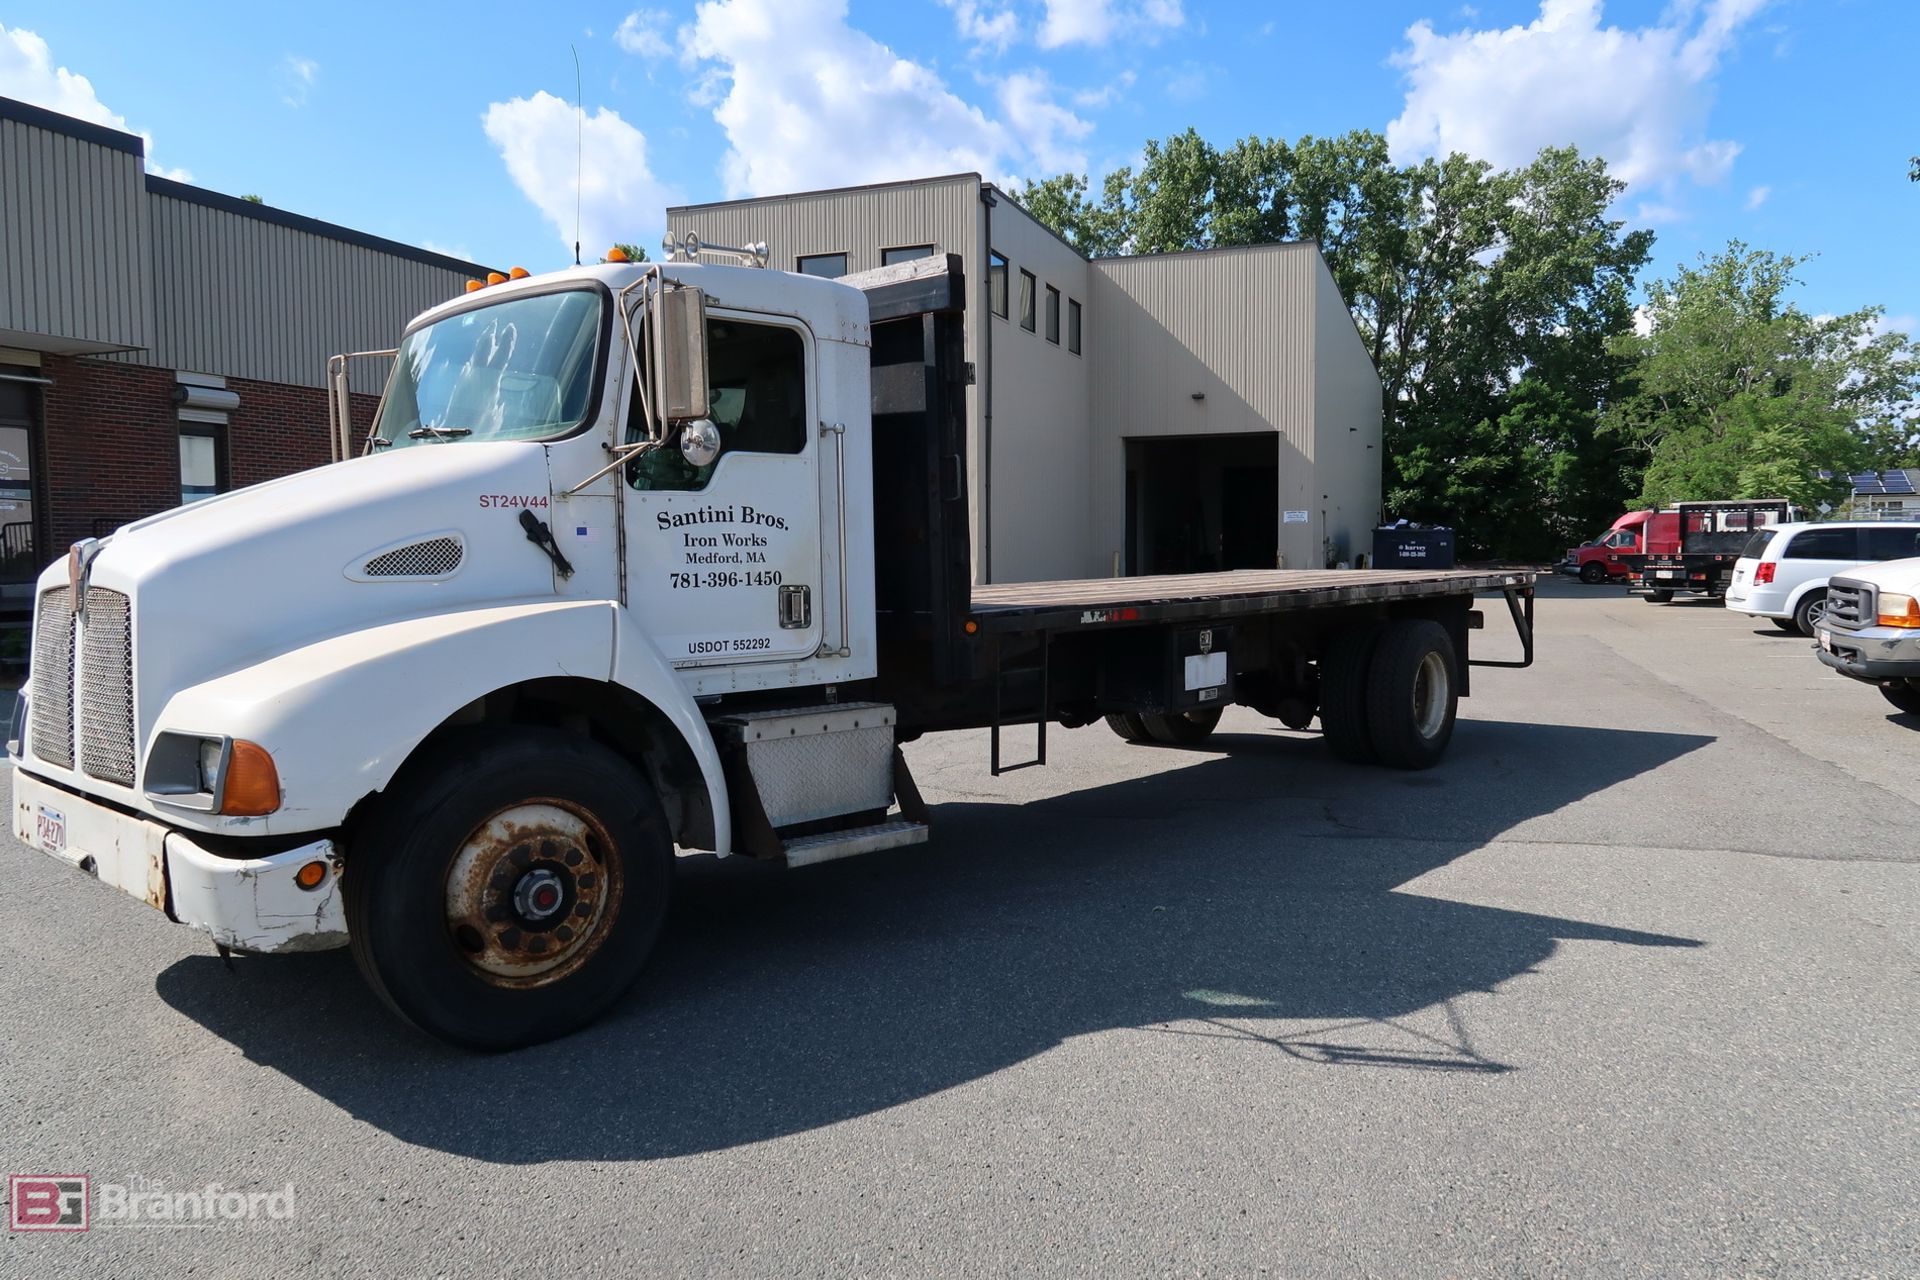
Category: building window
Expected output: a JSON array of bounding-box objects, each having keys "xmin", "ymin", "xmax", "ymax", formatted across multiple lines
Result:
[
  {"xmin": 1045, "ymin": 285, "xmax": 1061, "ymax": 344},
  {"xmin": 883, "ymin": 245, "xmax": 934, "ymax": 265},
  {"xmin": 989, "ymin": 251, "xmax": 1008, "ymax": 318},
  {"xmin": 797, "ymin": 253, "xmax": 848, "ymax": 279},
  {"xmin": 1068, "ymin": 298, "xmax": 1082, "ymax": 354},
  {"xmin": 179, "ymin": 427, "xmax": 224, "ymax": 504},
  {"xmin": 1019, "ymin": 269, "xmax": 1036, "ymax": 333}
]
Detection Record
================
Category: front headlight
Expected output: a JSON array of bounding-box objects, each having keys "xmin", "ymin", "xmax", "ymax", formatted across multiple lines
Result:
[
  {"xmin": 144, "ymin": 733, "xmax": 282, "ymax": 816},
  {"xmin": 1878, "ymin": 593, "xmax": 1920, "ymax": 629}
]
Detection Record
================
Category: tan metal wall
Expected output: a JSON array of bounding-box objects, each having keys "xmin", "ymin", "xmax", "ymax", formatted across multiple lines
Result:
[
  {"xmin": 115, "ymin": 189, "xmax": 478, "ymax": 393},
  {"xmin": 980, "ymin": 196, "xmax": 1092, "ymax": 582},
  {"xmin": 1086, "ymin": 243, "xmax": 1323, "ymax": 571},
  {"xmin": 1311, "ymin": 256, "xmax": 1384, "ymax": 564},
  {"xmin": 0, "ymin": 117, "xmax": 153, "ymax": 353}
]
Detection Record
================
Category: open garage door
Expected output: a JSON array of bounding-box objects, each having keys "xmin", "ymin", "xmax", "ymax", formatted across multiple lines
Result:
[{"xmin": 1124, "ymin": 433, "xmax": 1278, "ymax": 576}]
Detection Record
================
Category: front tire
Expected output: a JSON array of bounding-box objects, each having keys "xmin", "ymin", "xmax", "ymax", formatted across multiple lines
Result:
[
  {"xmin": 1579, "ymin": 561, "xmax": 1607, "ymax": 584},
  {"xmin": 1364, "ymin": 620, "xmax": 1459, "ymax": 770},
  {"xmin": 1879, "ymin": 680, "xmax": 1920, "ymax": 716},
  {"xmin": 345, "ymin": 727, "xmax": 673, "ymax": 1051},
  {"xmin": 1793, "ymin": 589, "xmax": 1830, "ymax": 637}
]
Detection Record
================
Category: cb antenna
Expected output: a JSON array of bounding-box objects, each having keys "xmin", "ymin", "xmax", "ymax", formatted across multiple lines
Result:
[{"xmin": 571, "ymin": 44, "xmax": 584, "ymax": 266}]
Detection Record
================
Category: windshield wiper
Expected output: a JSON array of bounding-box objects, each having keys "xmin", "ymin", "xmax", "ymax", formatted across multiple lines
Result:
[{"xmin": 408, "ymin": 425, "xmax": 473, "ymax": 440}]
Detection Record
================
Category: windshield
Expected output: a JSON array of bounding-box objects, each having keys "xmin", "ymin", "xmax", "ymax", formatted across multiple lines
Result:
[{"xmin": 373, "ymin": 289, "xmax": 604, "ymax": 450}]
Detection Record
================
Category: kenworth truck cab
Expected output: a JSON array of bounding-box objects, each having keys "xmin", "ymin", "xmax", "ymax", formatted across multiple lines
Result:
[{"xmin": 13, "ymin": 250, "xmax": 1536, "ymax": 1049}]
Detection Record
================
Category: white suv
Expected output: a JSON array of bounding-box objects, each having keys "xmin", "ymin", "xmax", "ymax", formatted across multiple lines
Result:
[{"xmin": 1726, "ymin": 522, "xmax": 1920, "ymax": 636}]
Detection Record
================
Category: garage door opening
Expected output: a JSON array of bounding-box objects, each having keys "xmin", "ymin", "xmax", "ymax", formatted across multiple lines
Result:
[{"xmin": 1124, "ymin": 434, "xmax": 1278, "ymax": 576}]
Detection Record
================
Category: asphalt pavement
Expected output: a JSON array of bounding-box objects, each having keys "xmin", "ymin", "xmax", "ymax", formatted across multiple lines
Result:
[{"xmin": 2, "ymin": 576, "xmax": 1916, "ymax": 1277}]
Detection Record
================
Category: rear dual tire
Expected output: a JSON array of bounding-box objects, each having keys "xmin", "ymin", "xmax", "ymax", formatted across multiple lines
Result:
[
  {"xmin": 1105, "ymin": 708, "xmax": 1223, "ymax": 745},
  {"xmin": 1318, "ymin": 619, "xmax": 1458, "ymax": 770},
  {"xmin": 1645, "ymin": 589, "xmax": 1675, "ymax": 603}
]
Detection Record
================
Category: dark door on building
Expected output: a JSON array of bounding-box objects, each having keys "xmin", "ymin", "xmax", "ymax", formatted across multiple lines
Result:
[
  {"xmin": 0, "ymin": 380, "xmax": 42, "ymax": 602},
  {"xmin": 1124, "ymin": 433, "xmax": 1278, "ymax": 575}
]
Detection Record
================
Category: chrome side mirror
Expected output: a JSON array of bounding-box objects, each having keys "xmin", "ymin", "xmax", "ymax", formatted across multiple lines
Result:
[
  {"xmin": 679, "ymin": 418, "xmax": 722, "ymax": 468},
  {"xmin": 656, "ymin": 286, "xmax": 709, "ymax": 422}
]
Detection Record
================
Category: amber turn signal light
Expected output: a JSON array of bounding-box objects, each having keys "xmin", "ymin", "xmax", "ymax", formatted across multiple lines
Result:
[
  {"xmin": 508, "ymin": 266, "xmax": 531, "ymax": 279},
  {"xmin": 220, "ymin": 740, "xmax": 281, "ymax": 816},
  {"xmin": 464, "ymin": 279, "xmax": 484, "ymax": 293},
  {"xmin": 294, "ymin": 860, "xmax": 329, "ymax": 891},
  {"xmin": 485, "ymin": 271, "xmax": 509, "ymax": 286},
  {"xmin": 606, "ymin": 245, "xmax": 631, "ymax": 262}
]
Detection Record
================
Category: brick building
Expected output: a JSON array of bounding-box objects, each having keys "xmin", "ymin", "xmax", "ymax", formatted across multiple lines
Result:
[{"xmin": 0, "ymin": 96, "xmax": 490, "ymax": 656}]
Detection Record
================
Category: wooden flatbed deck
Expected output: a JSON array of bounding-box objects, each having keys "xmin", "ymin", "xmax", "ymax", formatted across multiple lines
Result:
[{"xmin": 968, "ymin": 568, "xmax": 1533, "ymax": 632}]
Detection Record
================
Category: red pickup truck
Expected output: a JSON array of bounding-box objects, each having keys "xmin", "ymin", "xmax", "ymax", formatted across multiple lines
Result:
[{"xmin": 1560, "ymin": 510, "xmax": 1678, "ymax": 584}]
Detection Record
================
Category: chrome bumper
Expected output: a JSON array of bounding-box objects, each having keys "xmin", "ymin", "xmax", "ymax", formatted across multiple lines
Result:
[{"xmin": 11, "ymin": 767, "xmax": 347, "ymax": 953}]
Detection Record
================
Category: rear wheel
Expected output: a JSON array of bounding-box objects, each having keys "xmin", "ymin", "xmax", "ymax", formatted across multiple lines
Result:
[
  {"xmin": 1793, "ymin": 589, "xmax": 1830, "ymax": 637},
  {"xmin": 1140, "ymin": 707, "xmax": 1223, "ymax": 745},
  {"xmin": 1879, "ymin": 680, "xmax": 1920, "ymax": 716},
  {"xmin": 1645, "ymin": 589, "xmax": 1674, "ymax": 603},
  {"xmin": 1364, "ymin": 620, "xmax": 1459, "ymax": 770},
  {"xmin": 1104, "ymin": 712, "xmax": 1152, "ymax": 743},
  {"xmin": 345, "ymin": 727, "xmax": 673, "ymax": 1051},
  {"xmin": 1317, "ymin": 625, "xmax": 1380, "ymax": 764},
  {"xmin": 1579, "ymin": 561, "xmax": 1607, "ymax": 584}
]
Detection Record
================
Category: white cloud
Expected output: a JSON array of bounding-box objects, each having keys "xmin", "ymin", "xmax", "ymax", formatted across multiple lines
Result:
[
  {"xmin": 1744, "ymin": 183, "xmax": 1770, "ymax": 210},
  {"xmin": 0, "ymin": 22, "xmax": 192, "ymax": 180},
  {"xmin": 1073, "ymin": 68, "xmax": 1137, "ymax": 109},
  {"xmin": 419, "ymin": 239, "xmax": 477, "ymax": 264},
  {"xmin": 482, "ymin": 91, "xmax": 676, "ymax": 258},
  {"xmin": 1037, "ymin": 0, "xmax": 1184, "ymax": 49},
  {"xmin": 999, "ymin": 70, "xmax": 1093, "ymax": 174},
  {"xmin": 939, "ymin": 0, "xmax": 1019, "ymax": 53},
  {"xmin": 681, "ymin": 0, "xmax": 1020, "ymax": 197},
  {"xmin": 614, "ymin": 10, "xmax": 673, "ymax": 58},
  {"xmin": 282, "ymin": 55, "xmax": 318, "ymax": 107},
  {"xmin": 1387, "ymin": 0, "xmax": 1766, "ymax": 193}
]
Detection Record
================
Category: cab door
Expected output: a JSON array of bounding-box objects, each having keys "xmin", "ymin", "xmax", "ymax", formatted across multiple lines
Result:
[{"xmin": 623, "ymin": 310, "xmax": 824, "ymax": 666}]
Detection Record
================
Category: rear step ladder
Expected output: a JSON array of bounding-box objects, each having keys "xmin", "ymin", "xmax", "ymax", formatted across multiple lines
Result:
[{"xmin": 711, "ymin": 702, "xmax": 930, "ymax": 868}]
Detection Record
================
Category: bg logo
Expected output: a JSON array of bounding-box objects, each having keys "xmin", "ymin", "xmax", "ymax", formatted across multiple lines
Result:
[{"xmin": 9, "ymin": 1175, "xmax": 89, "ymax": 1231}]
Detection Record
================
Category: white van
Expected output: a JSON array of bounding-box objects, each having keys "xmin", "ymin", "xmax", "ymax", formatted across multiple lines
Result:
[{"xmin": 1726, "ymin": 522, "xmax": 1920, "ymax": 635}]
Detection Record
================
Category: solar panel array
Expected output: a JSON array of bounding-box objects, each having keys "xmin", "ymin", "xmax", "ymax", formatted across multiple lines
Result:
[{"xmin": 1850, "ymin": 469, "xmax": 1918, "ymax": 496}]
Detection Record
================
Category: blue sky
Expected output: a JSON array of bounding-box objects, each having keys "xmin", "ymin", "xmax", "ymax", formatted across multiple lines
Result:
[{"xmin": 2, "ymin": 0, "xmax": 1914, "ymax": 330}]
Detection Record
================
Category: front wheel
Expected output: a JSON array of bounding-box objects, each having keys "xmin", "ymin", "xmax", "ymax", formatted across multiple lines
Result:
[
  {"xmin": 345, "ymin": 727, "xmax": 673, "ymax": 1051},
  {"xmin": 1365, "ymin": 620, "xmax": 1459, "ymax": 770},
  {"xmin": 1579, "ymin": 561, "xmax": 1607, "ymax": 584},
  {"xmin": 1879, "ymin": 680, "xmax": 1920, "ymax": 716}
]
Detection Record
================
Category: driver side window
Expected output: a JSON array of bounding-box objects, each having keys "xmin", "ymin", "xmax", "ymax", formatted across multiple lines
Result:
[{"xmin": 628, "ymin": 318, "xmax": 807, "ymax": 491}]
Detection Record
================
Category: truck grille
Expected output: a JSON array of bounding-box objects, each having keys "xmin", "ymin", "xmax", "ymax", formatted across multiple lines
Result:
[
  {"xmin": 26, "ymin": 585, "xmax": 137, "ymax": 784},
  {"xmin": 79, "ymin": 588, "xmax": 136, "ymax": 786},
  {"xmin": 29, "ymin": 586, "xmax": 75, "ymax": 769},
  {"xmin": 1824, "ymin": 580, "xmax": 1872, "ymax": 631}
]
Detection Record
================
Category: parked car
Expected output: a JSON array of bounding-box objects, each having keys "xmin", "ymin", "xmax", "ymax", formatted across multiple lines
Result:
[
  {"xmin": 1726, "ymin": 522, "xmax": 1920, "ymax": 636},
  {"xmin": 1812, "ymin": 557, "xmax": 1920, "ymax": 715}
]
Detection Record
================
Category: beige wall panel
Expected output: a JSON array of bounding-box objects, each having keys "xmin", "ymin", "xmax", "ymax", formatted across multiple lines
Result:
[
  {"xmin": 1310, "ymin": 256, "xmax": 1384, "ymax": 565},
  {"xmin": 0, "ymin": 121, "xmax": 152, "ymax": 352},
  {"xmin": 1087, "ymin": 244, "xmax": 1320, "ymax": 569}
]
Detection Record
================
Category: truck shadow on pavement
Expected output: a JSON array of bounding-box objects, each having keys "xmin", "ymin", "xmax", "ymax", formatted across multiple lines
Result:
[{"xmin": 155, "ymin": 718, "xmax": 1707, "ymax": 1163}]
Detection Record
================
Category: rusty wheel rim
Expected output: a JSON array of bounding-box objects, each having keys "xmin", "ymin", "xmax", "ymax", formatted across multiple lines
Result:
[{"xmin": 443, "ymin": 800, "xmax": 623, "ymax": 988}]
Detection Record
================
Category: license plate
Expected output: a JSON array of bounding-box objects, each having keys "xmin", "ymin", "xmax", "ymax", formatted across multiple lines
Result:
[
  {"xmin": 1820, "ymin": 632, "xmax": 1833, "ymax": 653},
  {"xmin": 1657, "ymin": 570, "xmax": 1680, "ymax": 579},
  {"xmin": 36, "ymin": 804, "xmax": 66, "ymax": 855}
]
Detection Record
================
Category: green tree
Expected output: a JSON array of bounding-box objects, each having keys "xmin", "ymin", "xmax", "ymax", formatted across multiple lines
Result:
[
  {"xmin": 1018, "ymin": 131, "xmax": 1652, "ymax": 557},
  {"xmin": 602, "ymin": 242, "xmax": 650, "ymax": 264},
  {"xmin": 1606, "ymin": 243, "xmax": 1920, "ymax": 510}
]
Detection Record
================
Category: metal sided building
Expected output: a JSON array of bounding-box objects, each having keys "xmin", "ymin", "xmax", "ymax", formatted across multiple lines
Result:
[
  {"xmin": 0, "ymin": 96, "xmax": 489, "ymax": 648},
  {"xmin": 670, "ymin": 174, "xmax": 1383, "ymax": 585}
]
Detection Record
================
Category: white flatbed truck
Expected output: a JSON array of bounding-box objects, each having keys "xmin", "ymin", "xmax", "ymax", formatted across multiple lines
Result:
[{"xmin": 10, "ymin": 250, "xmax": 1535, "ymax": 1048}]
